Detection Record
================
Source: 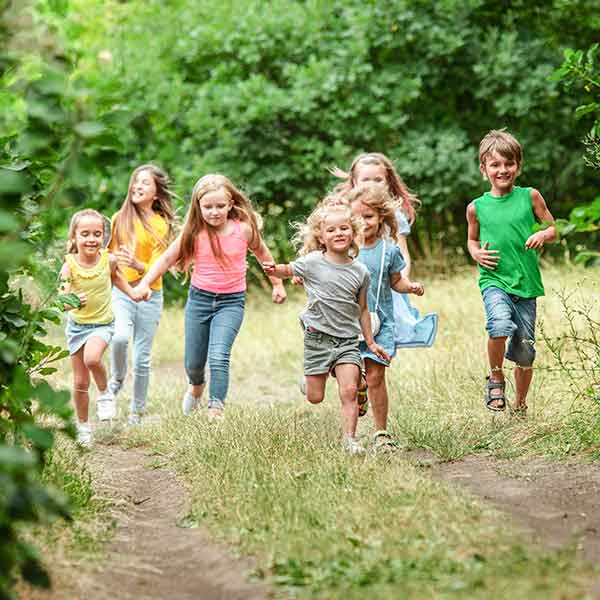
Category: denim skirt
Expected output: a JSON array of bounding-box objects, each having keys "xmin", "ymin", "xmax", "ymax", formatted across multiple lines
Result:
[{"xmin": 65, "ymin": 318, "xmax": 115, "ymax": 355}]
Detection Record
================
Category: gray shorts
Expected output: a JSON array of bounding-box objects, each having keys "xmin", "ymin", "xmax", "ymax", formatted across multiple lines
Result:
[
  {"xmin": 65, "ymin": 318, "xmax": 114, "ymax": 355},
  {"xmin": 303, "ymin": 329, "xmax": 362, "ymax": 376}
]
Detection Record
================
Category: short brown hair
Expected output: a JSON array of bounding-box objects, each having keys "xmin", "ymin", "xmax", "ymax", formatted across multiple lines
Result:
[{"xmin": 479, "ymin": 129, "xmax": 523, "ymax": 168}]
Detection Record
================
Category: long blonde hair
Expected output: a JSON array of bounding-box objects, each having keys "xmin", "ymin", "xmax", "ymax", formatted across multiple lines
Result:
[
  {"xmin": 176, "ymin": 174, "xmax": 262, "ymax": 271},
  {"xmin": 292, "ymin": 203, "xmax": 362, "ymax": 258},
  {"xmin": 330, "ymin": 152, "xmax": 420, "ymax": 225},
  {"xmin": 67, "ymin": 209, "xmax": 105, "ymax": 254},
  {"xmin": 111, "ymin": 164, "xmax": 175, "ymax": 251},
  {"xmin": 346, "ymin": 183, "xmax": 400, "ymax": 243}
]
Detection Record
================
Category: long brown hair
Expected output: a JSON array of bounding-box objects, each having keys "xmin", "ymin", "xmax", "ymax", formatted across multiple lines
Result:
[
  {"xmin": 111, "ymin": 164, "xmax": 175, "ymax": 251},
  {"xmin": 330, "ymin": 152, "xmax": 420, "ymax": 225},
  {"xmin": 176, "ymin": 174, "xmax": 262, "ymax": 271}
]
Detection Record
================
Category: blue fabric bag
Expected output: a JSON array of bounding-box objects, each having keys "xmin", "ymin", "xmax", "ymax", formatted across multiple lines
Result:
[{"xmin": 392, "ymin": 291, "xmax": 438, "ymax": 348}]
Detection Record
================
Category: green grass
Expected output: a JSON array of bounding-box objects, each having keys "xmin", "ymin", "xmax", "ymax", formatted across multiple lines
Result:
[{"xmin": 43, "ymin": 264, "xmax": 600, "ymax": 597}]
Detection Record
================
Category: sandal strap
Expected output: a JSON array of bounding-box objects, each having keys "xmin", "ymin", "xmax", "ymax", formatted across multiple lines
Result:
[{"xmin": 485, "ymin": 378, "xmax": 505, "ymax": 391}]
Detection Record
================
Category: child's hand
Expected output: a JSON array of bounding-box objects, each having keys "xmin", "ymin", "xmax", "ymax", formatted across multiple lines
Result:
[
  {"xmin": 76, "ymin": 292, "xmax": 87, "ymax": 308},
  {"xmin": 135, "ymin": 283, "xmax": 152, "ymax": 302},
  {"xmin": 367, "ymin": 341, "xmax": 391, "ymax": 363},
  {"xmin": 409, "ymin": 281, "xmax": 424, "ymax": 296},
  {"xmin": 262, "ymin": 261, "xmax": 276, "ymax": 274},
  {"xmin": 472, "ymin": 241, "xmax": 499, "ymax": 270},
  {"xmin": 272, "ymin": 283, "xmax": 287, "ymax": 304},
  {"xmin": 291, "ymin": 275, "xmax": 304, "ymax": 286},
  {"xmin": 525, "ymin": 231, "xmax": 550, "ymax": 250},
  {"xmin": 115, "ymin": 246, "xmax": 143, "ymax": 272}
]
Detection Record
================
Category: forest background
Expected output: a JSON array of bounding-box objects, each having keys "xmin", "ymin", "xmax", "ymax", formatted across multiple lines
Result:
[{"xmin": 2, "ymin": 0, "xmax": 600, "ymax": 596}]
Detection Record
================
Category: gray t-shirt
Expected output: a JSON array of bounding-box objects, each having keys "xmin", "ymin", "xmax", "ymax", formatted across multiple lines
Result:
[{"xmin": 291, "ymin": 251, "xmax": 371, "ymax": 338}]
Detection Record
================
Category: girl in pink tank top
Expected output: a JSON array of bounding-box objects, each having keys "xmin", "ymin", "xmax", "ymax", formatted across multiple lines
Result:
[{"xmin": 136, "ymin": 174, "xmax": 286, "ymax": 420}]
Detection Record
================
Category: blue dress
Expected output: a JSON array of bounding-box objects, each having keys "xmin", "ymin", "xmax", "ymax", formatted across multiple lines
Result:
[
  {"xmin": 392, "ymin": 210, "xmax": 438, "ymax": 348},
  {"xmin": 358, "ymin": 239, "xmax": 405, "ymax": 366}
]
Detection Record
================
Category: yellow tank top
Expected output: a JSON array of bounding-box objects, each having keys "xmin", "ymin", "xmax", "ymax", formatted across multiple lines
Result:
[
  {"xmin": 65, "ymin": 249, "xmax": 113, "ymax": 325},
  {"xmin": 109, "ymin": 213, "xmax": 169, "ymax": 291}
]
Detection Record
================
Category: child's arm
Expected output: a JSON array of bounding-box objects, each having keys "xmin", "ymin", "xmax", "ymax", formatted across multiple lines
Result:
[
  {"xmin": 262, "ymin": 262, "xmax": 294, "ymax": 279},
  {"xmin": 136, "ymin": 234, "xmax": 183, "ymax": 301},
  {"xmin": 358, "ymin": 288, "xmax": 391, "ymax": 362},
  {"xmin": 526, "ymin": 189, "xmax": 557, "ymax": 250},
  {"xmin": 390, "ymin": 272, "xmax": 424, "ymax": 296},
  {"xmin": 397, "ymin": 235, "xmax": 412, "ymax": 279},
  {"xmin": 246, "ymin": 228, "xmax": 286, "ymax": 304},
  {"xmin": 113, "ymin": 246, "xmax": 147, "ymax": 277},
  {"xmin": 109, "ymin": 255, "xmax": 140, "ymax": 301},
  {"xmin": 466, "ymin": 202, "xmax": 500, "ymax": 270},
  {"xmin": 58, "ymin": 263, "xmax": 87, "ymax": 310}
]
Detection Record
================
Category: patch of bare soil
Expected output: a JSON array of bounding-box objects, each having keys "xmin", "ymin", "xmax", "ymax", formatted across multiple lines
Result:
[
  {"xmin": 28, "ymin": 444, "xmax": 270, "ymax": 600},
  {"xmin": 408, "ymin": 451, "xmax": 600, "ymax": 562}
]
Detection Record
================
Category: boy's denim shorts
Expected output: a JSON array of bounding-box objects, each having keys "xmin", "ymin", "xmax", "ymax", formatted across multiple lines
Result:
[
  {"xmin": 303, "ymin": 328, "xmax": 362, "ymax": 375},
  {"xmin": 482, "ymin": 286, "xmax": 537, "ymax": 367}
]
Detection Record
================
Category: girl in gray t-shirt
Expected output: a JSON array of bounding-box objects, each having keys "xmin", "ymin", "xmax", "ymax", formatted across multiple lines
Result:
[{"xmin": 263, "ymin": 203, "xmax": 389, "ymax": 455}]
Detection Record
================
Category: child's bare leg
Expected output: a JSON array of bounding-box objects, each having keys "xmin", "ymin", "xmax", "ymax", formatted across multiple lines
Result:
[
  {"xmin": 83, "ymin": 337, "xmax": 109, "ymax": 392},
  {"xmin": 305, "ymin": 374, "xmax": 327, "ymax": 404},
  {"xmin": 487, "ymin": 336, "xmax": 507, "ymax": 409},
  {"xmin": 71, "ymin": 349, "xmax": 90, "ymax": 422},
  {"xmin": 333, "ymin": 363, "xmax": 360, "ymax": 437},
  {"xmin": 190, "ymin": 383, "xmax": 205, "ymax": 398},
  {"xmin": 365, "ymin": 358, "xmax": 388, "ymax": 431},
  {"xmin": 514, "ymin": 366, "xmax": 533, "ymax": 408}
]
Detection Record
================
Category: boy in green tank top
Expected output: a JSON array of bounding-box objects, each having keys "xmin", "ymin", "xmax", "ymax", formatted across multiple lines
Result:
[{"xmin": 466, "ymin": 130, "xmax": 556, "ymax": 414}]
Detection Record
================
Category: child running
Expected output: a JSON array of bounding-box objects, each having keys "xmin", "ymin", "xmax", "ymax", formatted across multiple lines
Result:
[
  {"xmin": 348, "ymin": 184, "xmax": 424, "ymax": 452},
  {"xmin": 107, "ymin": 164, "xmax": 175, "ymax": 426},
  {"xmin": 59, "ymin": 209, "xmax": 139, "ymax": 447},
  {"xmin": 136, "ymin": 174, "xmax": 286, "ymax": 420},
  {"xmin": 263, "ymin": 203, "xmax": 390, "ymax": 455},
  {"xmin": 466, "ymin": 129, "xmax": 556, "ymax": 414}
]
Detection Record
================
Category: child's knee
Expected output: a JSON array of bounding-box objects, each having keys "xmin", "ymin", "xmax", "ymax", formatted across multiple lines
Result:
[
  {"xmin": 339, "ymin": 382, "xmax": 358, "ymax": 401},
  {"xmin": 366, "ymin": 368, "xmax": 385, "ymax": 388},
  {"xmin": 73, "ymin": 374, "xmax": 90, "ymax": 391},
  {"xmin": 83, "ymin": 355, "xmax": 103, "ymax": 370},
  {"xmin": 306, "ymin": 392, "xmax": 324, "ymax": 404}
]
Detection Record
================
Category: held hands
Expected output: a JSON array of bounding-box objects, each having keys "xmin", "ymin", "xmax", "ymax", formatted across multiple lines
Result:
[
  {"xmin": 473, "ymin": 241, "xmax": 500, "ymax": 270},
  {"xmin": 367, "ymin": 341, "xmax": 391, "ymax": 363},
  {"xmin": 262, "ymin": 261, "xmax": 276, "ymax": 275},
  {"xmin": 291, "ymin": 275, "xmax": 304, "ymax": 286},
  {"xmin": 134, "ymin": 282, "xmax": 152, "ymax": 302}
]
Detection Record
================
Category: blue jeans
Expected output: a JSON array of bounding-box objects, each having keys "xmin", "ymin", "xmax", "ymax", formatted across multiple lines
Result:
[
  {"xmin": 184, "ymin": 285, "xmax": 245, "ymax": 408},
  {"xmin": 109, "ymin": 287, "xmax": 163, "ymax": 414},
  {"xmin": 482, "ymin": 286, "xmax": 537, "ymax": 367}
]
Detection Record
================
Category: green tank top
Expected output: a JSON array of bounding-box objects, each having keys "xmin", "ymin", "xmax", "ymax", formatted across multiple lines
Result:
[{"xmin": 474, "ymin": 186, "xmax": 544, "ymax": 298}]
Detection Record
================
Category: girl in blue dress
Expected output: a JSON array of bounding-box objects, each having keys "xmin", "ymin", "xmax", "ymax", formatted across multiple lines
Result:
[{"xmin": 348, "ymin": 184, "xmax": 424, "ymax": 452}]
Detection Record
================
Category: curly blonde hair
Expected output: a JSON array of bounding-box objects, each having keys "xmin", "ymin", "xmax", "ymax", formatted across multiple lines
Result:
[
  {"xmin": 292, "ymin": 203, "xmax": 362, "ymax": 258},
  {"xmin": 346, "ymin": 183, "xmax": 400, "ymax": 243}
]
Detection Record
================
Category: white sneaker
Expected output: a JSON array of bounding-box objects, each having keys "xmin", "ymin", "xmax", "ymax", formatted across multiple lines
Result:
[
  {"xmin": 207, "ymin": 406, "xmax": 225, "ymax": 421},
  {"xmin": 97, "ymin": 390, "xmax": 116, "ymax": 421},
  {"xmin": 127, "ymin": 413, "xmax": 142, "ymax": 427},
  {"xmin": 342, "ymin": 436, "xmax": 365, "ymax": 455},
  {"xmin": 182, "ymin": 391, "xmax": 199, "ymax": 416},
  {"xmin": 76, "ymin": 422, "xmax": 92, "ymax": 448}
]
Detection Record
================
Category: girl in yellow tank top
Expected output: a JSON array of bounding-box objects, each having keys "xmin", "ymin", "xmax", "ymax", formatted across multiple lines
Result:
[
  {"xmin": 59, "ymin": 209, "xmax": 139, "ymax": 447},
  {"xmin": 107, "ymin": 164, "xmax": 175, "ymax": 426}
]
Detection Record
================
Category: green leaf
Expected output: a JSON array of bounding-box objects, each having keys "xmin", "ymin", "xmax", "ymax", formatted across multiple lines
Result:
[
  {"xmin": 56, "ymin": 293, "xmax": 81, "ymax": 309},
  {"xmin": 74, "ymin": 121, "xmax": 105, "ymax": 138},
  {"xmin": 22, "ymin": 424, "xmax": 54, "ymax": 450}
]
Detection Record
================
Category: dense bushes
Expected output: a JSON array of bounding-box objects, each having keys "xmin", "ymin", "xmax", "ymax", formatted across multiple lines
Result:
[{"xmin": 24, "ymin": 0, "xmax": 600, "ymax": 266}]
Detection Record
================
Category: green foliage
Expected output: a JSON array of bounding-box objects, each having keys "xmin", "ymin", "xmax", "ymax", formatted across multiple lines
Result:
[{"xmin": 7, "ymin": 0, "xmax": 598, "ymax": 285}]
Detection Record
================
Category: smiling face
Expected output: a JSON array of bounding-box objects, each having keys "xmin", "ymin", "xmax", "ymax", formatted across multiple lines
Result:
[
  {"xmin": 319, "ymin": 210, "xmax": 354, "ymax": 254},
  {"xmin": 480, "ymin": 150, "xmax": 520, "ymax": 196},
  {"xmin": 354, "ymin": 162, "xmax": 387, "ymax": 187},
  {"xmin": 130, "ymin": 168, "xmax": 157, "ymax": 209},
  {"xmin": 351, "ymin": 199, "xmax": 382, "ymax": 243},
  {"xmin": 199, "ymin": 188, "xmax": 233, "ymax": 230},
  {"xmin": 74, "ymin": 215, "xmax": 104, "ymax": 258}
]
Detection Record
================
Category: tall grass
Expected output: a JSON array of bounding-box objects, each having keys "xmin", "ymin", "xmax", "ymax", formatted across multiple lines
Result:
[{"xmin": 118, "ymin": 265, "xmax": 600, "ymax": 598}]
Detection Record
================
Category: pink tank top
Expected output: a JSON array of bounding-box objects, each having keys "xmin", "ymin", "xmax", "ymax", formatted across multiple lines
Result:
[{"xmin": 191, "ymin": 220, "xmax": 249, "ymax": 293}]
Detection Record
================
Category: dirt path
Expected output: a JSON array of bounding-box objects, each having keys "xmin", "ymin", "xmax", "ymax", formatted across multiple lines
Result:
[
  {"xmin": 407, "ymin": 450, "xmax": 600, "ymax": 564},
  {"xmin": 37, "ymin": 443, "xmax": 271, "ymax": 600}
]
